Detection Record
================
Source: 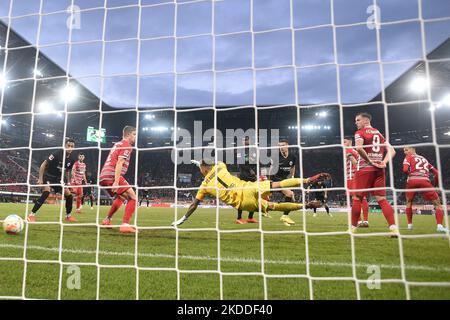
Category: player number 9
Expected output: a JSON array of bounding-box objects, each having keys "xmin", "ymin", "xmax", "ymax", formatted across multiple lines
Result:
[{"xmin": 372, "ymin": 135, "xmax": 380, "ymax": 152}]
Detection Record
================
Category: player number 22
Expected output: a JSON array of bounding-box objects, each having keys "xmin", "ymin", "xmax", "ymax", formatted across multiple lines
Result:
[{"xmin": 414, "ymin": 157, "xmax": 429, "ymax": 171}]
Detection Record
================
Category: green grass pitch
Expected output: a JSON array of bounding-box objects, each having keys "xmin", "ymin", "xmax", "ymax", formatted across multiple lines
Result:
[{"xmin": 0, "ymin": 203, "xmax": 450, "ymax": 300}]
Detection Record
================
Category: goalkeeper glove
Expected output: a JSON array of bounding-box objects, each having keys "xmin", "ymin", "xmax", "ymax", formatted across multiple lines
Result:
[
  {"xmin": 172, "ymin": 215, "xmax": 188, "ymax": 227},
  {"xmin": 191, "ymin": 160, "xmax": 201, "ymax": 168}
]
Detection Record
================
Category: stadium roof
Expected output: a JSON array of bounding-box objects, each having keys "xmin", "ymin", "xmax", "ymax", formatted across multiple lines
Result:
[
  {"xmin": 371, "ymin": 37, "xmax": 450, "ymax": 104},
  {"xmin": 1, "ymin": 22, "xmax": 449, "ymax": 149},
  {"xmin": 0, "ymin": 20, "xmax": 112, "ymax": 115},
  {"xmin": 368, "ymin": 36, "xmax": 450, "ymax": 145}
]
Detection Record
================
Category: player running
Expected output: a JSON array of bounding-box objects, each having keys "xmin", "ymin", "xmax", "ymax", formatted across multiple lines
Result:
[
  {"xmin": 402, "ymin": 147, "xmax": 447, "ymax": 233},
  {"xmin": 269, "ymin": 139, "xmax": 298, "ymax": 226},
  {"xmin": 71, "ymin": 153, "xmax": 87, "ymax": 213},
  {"xmin": 344, "ymin": 137, "xmax": 369, "ymax": 227},
  {"xmin": 171, "ymin": 160, "xmax": 329, "ymax": 227},
  {"xmin": 99, "ymin": 126, "xmax": 138, "ymax": 234},
  {"xmin": 83, "ymin": 176, "xmax": 95, "ymax": 210},
  {"xmin": 27, "ymin": 138, "xmax": 77, "ymax": 223},
  {"xmin": 235, "ymin": 137, "xmax": 258, "ymax": 224},
  {"xmin": 352, "ymin": 113, "xmax": 398, "ymax": 237}
]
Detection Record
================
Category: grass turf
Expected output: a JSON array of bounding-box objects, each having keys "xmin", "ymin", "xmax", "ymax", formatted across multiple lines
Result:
[{"xmin": 0, "ymin": 203, "xmax": 450, "ymax": 300}]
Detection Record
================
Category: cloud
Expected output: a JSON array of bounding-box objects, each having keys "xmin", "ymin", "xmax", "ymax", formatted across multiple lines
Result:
[
  {"xmin": 253, "ymin": 0, "xmax": 290, "ymax": 31},
  {"xmin": 214, "ymin": 0, "xmax": 250, "ymax": 34}
]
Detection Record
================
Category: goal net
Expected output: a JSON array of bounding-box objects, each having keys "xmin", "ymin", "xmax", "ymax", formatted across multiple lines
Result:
[{"xmin": 0, "ymin": 0, "xmax": 450, "ymax": 300}]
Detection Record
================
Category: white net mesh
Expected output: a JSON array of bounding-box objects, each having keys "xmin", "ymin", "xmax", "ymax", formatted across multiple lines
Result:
[{"xmin": 0, "ymin": 0, "xmax": 450, "ymax": 300}]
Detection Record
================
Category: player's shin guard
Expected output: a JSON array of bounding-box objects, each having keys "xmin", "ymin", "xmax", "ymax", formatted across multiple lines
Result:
[
  {"xmin": 273, "ymin": 202, "xmax": 301, "ymax": 212},
  {"xmin": 406, "ymin": 207, "xmax": 413, "ymax": 224},
  {"xmin": 123, "ymin": 199, "xmax": 136, "ymax": 224},
  {"xmin": 31, "ymin": 191, "xmax": 50, "ymax": 214},
  {"xmin": 107, "ymin": 197, "xmax": 124, "ymax": 219},
  {"xmin": 378, "ymin": 199, "xmax": 396, "ymax": 226},
  {"xmin": 65, "ymin": 194, "xmax": 73, "ymax": 215},
  {"xmin": 362, "ymin": 198, "xmax": 369, "ymax": 221},
  {"xmin": 351, "ymin": 198, "xmax": 362, "ymax": 227},
  {"xmin": 435, "ymin": 208, "xmax": 444, "ymax": 225}
]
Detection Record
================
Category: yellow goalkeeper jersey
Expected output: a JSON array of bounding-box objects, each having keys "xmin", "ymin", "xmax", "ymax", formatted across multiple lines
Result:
[{"xmin": 195, "ymin": 162, "xmax": 246, "ymax": 209}]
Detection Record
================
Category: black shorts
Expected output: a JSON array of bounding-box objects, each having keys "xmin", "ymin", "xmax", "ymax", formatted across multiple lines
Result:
[
  {"xmin": 271, "ymin": 175, "xmax": 289, "ymax": 182},
  {"xmin": 313, "ymin": 193, "xmax": 326, "ymax": 203},
  {"xmin": 44, "ymin": 174, "xmax": 63, "ymax": 194},
  {"xmin": 83, "ymin": 188, "xmax": 93, "ymax": 196}
]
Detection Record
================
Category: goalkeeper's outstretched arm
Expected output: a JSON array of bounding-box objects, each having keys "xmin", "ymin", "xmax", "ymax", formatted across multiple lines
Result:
[{"xmin": 172, "ymin": 198, "xmax": 201, "ymax": 226}]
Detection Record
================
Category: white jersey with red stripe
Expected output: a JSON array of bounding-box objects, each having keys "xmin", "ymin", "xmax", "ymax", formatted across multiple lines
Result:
[
  {"xmin": 71, "ymin": 160, "xmax": 86, "ymax": 185},
  {"xmin": 354, "ymin": 126, "xmax": 386, "ymax": 172},
  {"xmin": 403, "ymin": 154, "xmax": 434, "ymax": 182},
  {"xmin": 345, "ymin": 148, "xmax": 359, "ymax": 180},
  {"xmin": 99, "ymin": 139, "xmax": 133, "ymax": 182}
]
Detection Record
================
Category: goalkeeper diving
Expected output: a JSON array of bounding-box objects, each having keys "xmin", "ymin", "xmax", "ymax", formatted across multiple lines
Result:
[{"xmin": 172, "ymin": 159, "xmax": 330, "ymax": 226}]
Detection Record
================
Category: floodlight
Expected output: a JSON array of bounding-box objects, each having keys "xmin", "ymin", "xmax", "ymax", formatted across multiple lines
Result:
[
  {"xmin": 60, "ymin": 84, "xmax": 78, "ymax": 102},
  {"xmin": 409, "ymin": 76, "xmax": 430, "ymax": 93}
]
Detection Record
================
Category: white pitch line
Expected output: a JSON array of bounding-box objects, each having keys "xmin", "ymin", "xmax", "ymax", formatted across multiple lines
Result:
[{"xmin": 1, "ymin": 243, "xmax": 450, "ymax": 273}]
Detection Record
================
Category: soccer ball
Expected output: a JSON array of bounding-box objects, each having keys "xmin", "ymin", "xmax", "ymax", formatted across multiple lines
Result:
[{"xmin": 3, "ymin": 215, "xmax": 25, "ymax": 235}]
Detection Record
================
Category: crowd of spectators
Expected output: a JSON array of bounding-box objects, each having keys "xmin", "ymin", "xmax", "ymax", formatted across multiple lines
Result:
[
  {"xmin": 2, "ymin": 142, "xmax": 449, "ymax": 207},
  {"xmin": 0, "ymin": 152, "xmax": 29, "ymax": 193}
]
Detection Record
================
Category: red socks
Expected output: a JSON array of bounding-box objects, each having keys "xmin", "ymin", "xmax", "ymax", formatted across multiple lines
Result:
[
  {"xmin": 362, "ymin": 198, "xmax": 369, "ymax": 221},
  {"xmin": 106, "ymin": 197, "xmax": 136, "ymax": 225},
  {"xmin": 406, "ymin": 206, "xmax": 443, "ymax": 225},
  {"xmin": 406, "ymin": 207, "xmax": 413, "ymax": 224},
  {"xmin": 108, "ymin": 197, "xmax": 124, "ymax": 219},
  {"xmin": 435, "ymin": 208, "xmax": 444, "ymax": 225},
  {"xmin": 123, "ymin": 199, "xmax": 136, "ymax": 224},
  {"xmin": 351, "ymin": 198, "xmax": 362, "ymax": 227},
  {"xmin": 76, "ymin": 196, "xmax": 81, "ymax": 210},
  {"xmin": 378, "ymin": 199, "xmax": 396, "ymax": 226}
]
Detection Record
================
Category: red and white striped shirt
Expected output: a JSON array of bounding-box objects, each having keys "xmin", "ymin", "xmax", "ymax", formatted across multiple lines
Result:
[
  {"xmin": 403, "ymin": 154, "xmax": 435, "ymax": 182},
  {"xmin": 99, "ymin": 139, "xmax": 133, "ymax": 182},
  {"xmin": 346, "ymin": 148, "xmax": 359, "ymax": 180},
  {"xmin": 355, "ymin": 126, "xmax": 386, "ymax": 172},
  {"xmin": 71, "ymin": 160, "xmax": 86, "ymax": 185}
]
